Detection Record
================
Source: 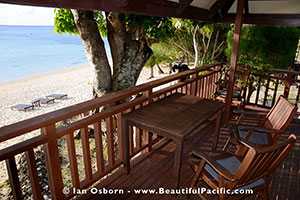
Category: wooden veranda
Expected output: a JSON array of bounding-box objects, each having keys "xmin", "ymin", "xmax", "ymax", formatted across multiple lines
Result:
[
  {"xmin": 0, "ymin": 64, "xmax": 300, "ymax": 200},
  {"xmin": 0, "ymin": 0, "xmax": 299, "ymax": 200},
  {"xmin": 82, "ymin": 112, "xmax": 300, "ymax": 200}
]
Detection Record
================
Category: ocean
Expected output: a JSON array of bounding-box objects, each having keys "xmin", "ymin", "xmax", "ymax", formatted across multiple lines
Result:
[{"xmin": 0, "ymin": 25, "xmax": 110, "ymax": 83}]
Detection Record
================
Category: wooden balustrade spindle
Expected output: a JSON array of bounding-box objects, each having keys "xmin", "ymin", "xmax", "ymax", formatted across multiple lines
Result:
[
  {"xmin": 255, "ymin": 77, "xmax": 262, "ymax": 105},
  {"xmin": 272, "ymin": 79, "xmax": 280, "ymax": 106},
  {"xmin": 25, "ymin": 149, "xmax": 43, "ymax": 200},
  {"xmin": 263, "ymin": 77, "xmax": 271, "ymax": 107},
  {"xmin": 42, "ymin": 125, "xmax": 64, "ymax": 200},
  {"xmin": 6, "ymin": 157, "xmax": 22, "ymax": 200},
  {"xmin": 106, "ymin": 117, "xmax": 115, "ymax": 168},
  {"xmin": 94, "ymin": 122, "xmax": 105, "ymax": 174},
  {"xmin": 116, "ymin": 113, "xmax": 123, "ymax": 164},
  {"xmin": 66, "ymin": 133, "xmax": 80, "ymax": 188},
  {"xmin": 147, "ymin": 132, "xmax": 153, "ymax": 152},
  {"xmin": 296, "ymin": 84, "xmax": 300, "ymax": 104},
  {"xmin": 200, "ymin": 78, "xmax": 204, "ymax": 98},
  {"xmin": 283, "ymin": 68, "xmax": 292, "ymax": 98},
  {"xmin": 81, "ymin": 126, "xmax": 92, "ymax": 182},
  {"xmin": 135, "ymin": 128, "xmax": 142, "ymax": 150}
]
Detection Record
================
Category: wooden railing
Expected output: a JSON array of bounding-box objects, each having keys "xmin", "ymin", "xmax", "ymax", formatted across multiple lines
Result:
[
  {"xmin": 0, "ymin": 64, "xmax": 223, "ymax": 200},
  {"xmin": 244, "ymin": 68, "xmax": 300, "ymax": 108}
]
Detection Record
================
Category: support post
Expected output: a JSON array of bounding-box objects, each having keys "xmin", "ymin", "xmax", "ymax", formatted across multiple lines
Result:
[{"xmin": 224, "ymin": 0, "xmax": 246, "ymax": 122}]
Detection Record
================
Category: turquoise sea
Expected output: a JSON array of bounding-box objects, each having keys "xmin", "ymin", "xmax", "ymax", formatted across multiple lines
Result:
[{"xmin": 0, "ymin": 25, "xmax": 109, "ymax": 83}]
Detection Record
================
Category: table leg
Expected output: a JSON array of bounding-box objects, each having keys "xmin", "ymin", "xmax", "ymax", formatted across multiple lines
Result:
[
  {"xmin": 121, "ymin": 118, "xmax": 130, "ymax": 174},
  {"xmin": 212, "ymin": 111, "xmax": 222, "ymax": 151},
  {"xmin": 174, "ymin": 141, "xmax": 184, "ymax": 188}
]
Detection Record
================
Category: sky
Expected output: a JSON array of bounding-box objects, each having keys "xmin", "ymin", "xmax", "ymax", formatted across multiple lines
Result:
[{"xmin": 0, "ymin": 3, "xmax": 54, "ymax": 26}]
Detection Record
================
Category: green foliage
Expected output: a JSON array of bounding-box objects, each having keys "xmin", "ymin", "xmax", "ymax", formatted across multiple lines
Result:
[
  {"xmin": 161, "ymin": 20, "xmax": 228, "ymax": 65},
  {"xmin": 126, "ymin": 15, "xmax": 175, "ymax": 41},
  {"xmin": 54, "ymin": 9, "xmax": 107, "ymax": 36},
  {"xmin": 95, "ymin": 12, "xmax": 107, "ymax": 36},
  {"xmin": 54, "ymin": 9, "xmax": 77, "ymax": 34},
  {"xmin": 54, "ymin": 9, "xmax": 174, "ymax": 40},
  {"xmin": 226, "ymin": 26, "xmax": 300, "ymax": 69},
  {"xmin": 146, "ymin": 43, "xmax": 179, "ymax": 67}
]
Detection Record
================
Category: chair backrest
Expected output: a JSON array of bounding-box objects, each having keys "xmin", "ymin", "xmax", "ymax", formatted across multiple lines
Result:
[
  {"xmin": 263, "ymin": 95, "xmax": 297, "ymax": 131},
  {"xmin": 235, "ymin": 134, "xmax": 296, "ymax": 186}
]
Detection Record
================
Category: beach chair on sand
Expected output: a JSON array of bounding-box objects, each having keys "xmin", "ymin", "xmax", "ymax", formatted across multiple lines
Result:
[
  {"xmin": 190, "ymin": 134, "xmax": 296, "ymax": 200},
  {"xmin": 11, "ymin": 104, "xmax": 34, "ymax": 112},
  {"xmin": 46, "ymin": 93, "xmax": 68, "ymax": 100},
  {"xmin": 224, "ymin": 96, "xmax": 297, "ymax": 151},
  {"xmin": 32, "ymin": 97, "xmax": 55, "ymax": 107}
]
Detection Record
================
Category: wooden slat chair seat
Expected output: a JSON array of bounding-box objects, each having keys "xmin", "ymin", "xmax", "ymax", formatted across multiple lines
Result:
[
  {"xmin": 190, "ymin": 134, "xmax": 296, "ymax": 200},
  {"xmin": 225, "ymin": 95, "xmax": 297, "ymax": 151}
]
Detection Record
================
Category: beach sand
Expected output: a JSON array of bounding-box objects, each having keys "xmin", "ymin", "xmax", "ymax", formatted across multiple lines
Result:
[{"xmin": 0, "ymin": 64, "xmax": 169, "ymax": 128}]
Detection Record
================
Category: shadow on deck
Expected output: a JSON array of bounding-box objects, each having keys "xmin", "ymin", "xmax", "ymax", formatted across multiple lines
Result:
[{"xmin": 81, "ymin": 108, "xmax": 300, "ymax": 200}]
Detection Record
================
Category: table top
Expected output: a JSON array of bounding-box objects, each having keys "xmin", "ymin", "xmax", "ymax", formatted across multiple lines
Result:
[{"xmin": 123, "ymin": 93, "xmax": 224, "ymax": 140}]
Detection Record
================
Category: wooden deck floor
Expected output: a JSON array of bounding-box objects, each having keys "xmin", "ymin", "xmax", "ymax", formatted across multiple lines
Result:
[{"xmin": 81, "ymin": 108, "xmax": 300, "ymax": 200}]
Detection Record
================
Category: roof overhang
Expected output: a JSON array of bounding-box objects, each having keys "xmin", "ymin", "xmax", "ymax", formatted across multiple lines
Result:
[{"xmin": 0, "ymin": 0, "xmax": 299, "ymax": 26}]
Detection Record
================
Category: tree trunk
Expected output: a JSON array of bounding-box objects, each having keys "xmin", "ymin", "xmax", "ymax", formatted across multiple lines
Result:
[
  {"xmin": 156, "ymin": 64, "xmax": 165, "ymax": 74},
  {"xmin": 149, "ymin": 65, "xmax": 155, "ymax": 79},
  {"xmin": 72, "ymin": 11, "xmax": 152, "ymax": 94},
  {"xmin": 72, "ymin": 10, "xmax": 112, "ymax": 97},
  {"xmin": 112, "ymin": 38, "xmax": 152, "ymax": 91},
  {"xmin": 193, "ymin": 26, "xmax": 199, "ymax": 67},
  {"xmin": 106, "ymin": 12, "xmax": 153, "ymax": 91}
]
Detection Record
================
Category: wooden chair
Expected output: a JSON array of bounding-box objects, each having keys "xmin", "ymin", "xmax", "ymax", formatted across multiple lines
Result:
[
  {"xmin": 190, "ymin": 134, "xmax": 296, "ymax": 200},
  {"xmin": 224, "ymin": 95, "xmax": 297, "ymax": 150},
  {"xmin": 215, "ymin": 64, "xmax": 251, "ymax": 108}
]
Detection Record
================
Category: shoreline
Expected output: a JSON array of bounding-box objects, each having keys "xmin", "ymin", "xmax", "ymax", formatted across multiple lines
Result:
[{"xmin": 0, "ymin": 63, "xmax": 90, "ymax": 88}]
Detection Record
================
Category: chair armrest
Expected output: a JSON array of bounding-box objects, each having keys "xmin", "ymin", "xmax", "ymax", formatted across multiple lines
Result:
[
  {"xmin": 236, "ymin": 137, "xmax": 260, "ymax": 149},
  {"xmin": 190, "ymin": 151, "xmax": 239, "ymax": 182}
]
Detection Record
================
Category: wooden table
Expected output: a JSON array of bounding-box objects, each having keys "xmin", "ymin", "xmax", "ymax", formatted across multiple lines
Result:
[{"xmin": 121, "ymin": 93, "xmax": 224, "ymax": 186}]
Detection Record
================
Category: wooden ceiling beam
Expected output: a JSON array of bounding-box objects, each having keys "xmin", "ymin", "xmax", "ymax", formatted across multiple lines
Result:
[
  {"xmin": 1, "ymin": 0, "xmax": 300, "ymax": 26},
  {"xmin": 177, "ymin": 0, "xmax": 194, "ymax": 14},
  {"xmin": 224, "ymin": 14, "xmax": 300, "ymax": 26},
  {"xmin": 0, "ymin": 0, "xmax": 209, "ymax": 20},
  {"xmin": 209, "ymin": 0, "xmax": 236, "ymax": 19}
]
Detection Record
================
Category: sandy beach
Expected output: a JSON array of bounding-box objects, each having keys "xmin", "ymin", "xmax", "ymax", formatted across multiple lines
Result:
[{"xmin": 0, "ymin": 64, "xmax": 169, "ymax": 128}]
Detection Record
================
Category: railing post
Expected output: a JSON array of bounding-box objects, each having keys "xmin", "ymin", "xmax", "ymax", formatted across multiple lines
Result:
[
  {"xmin": 191, "ymin": 71, "xmax": 198, "ymax": 96},
  {"xmin": 42, "ymin": 125, "xmax": 64, "ymax": 200}
]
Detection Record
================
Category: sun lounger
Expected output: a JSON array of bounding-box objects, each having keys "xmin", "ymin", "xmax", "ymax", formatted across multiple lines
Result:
[
  {"xmin": 46, "ymin": 94, "xmax": 68, "ymax": 100},
  {"xmin": 11, "ymin": 104, "xmax": 34, "ymax": 112},
  {"xmin": 32, "ymin": 97, "xmax": 55, "ymax": 107}
]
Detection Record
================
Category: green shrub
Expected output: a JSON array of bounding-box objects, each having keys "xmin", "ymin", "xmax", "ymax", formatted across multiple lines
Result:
[{"xmin": 226, "ymin": 26, "xmax": 300, "ymax": 70}]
